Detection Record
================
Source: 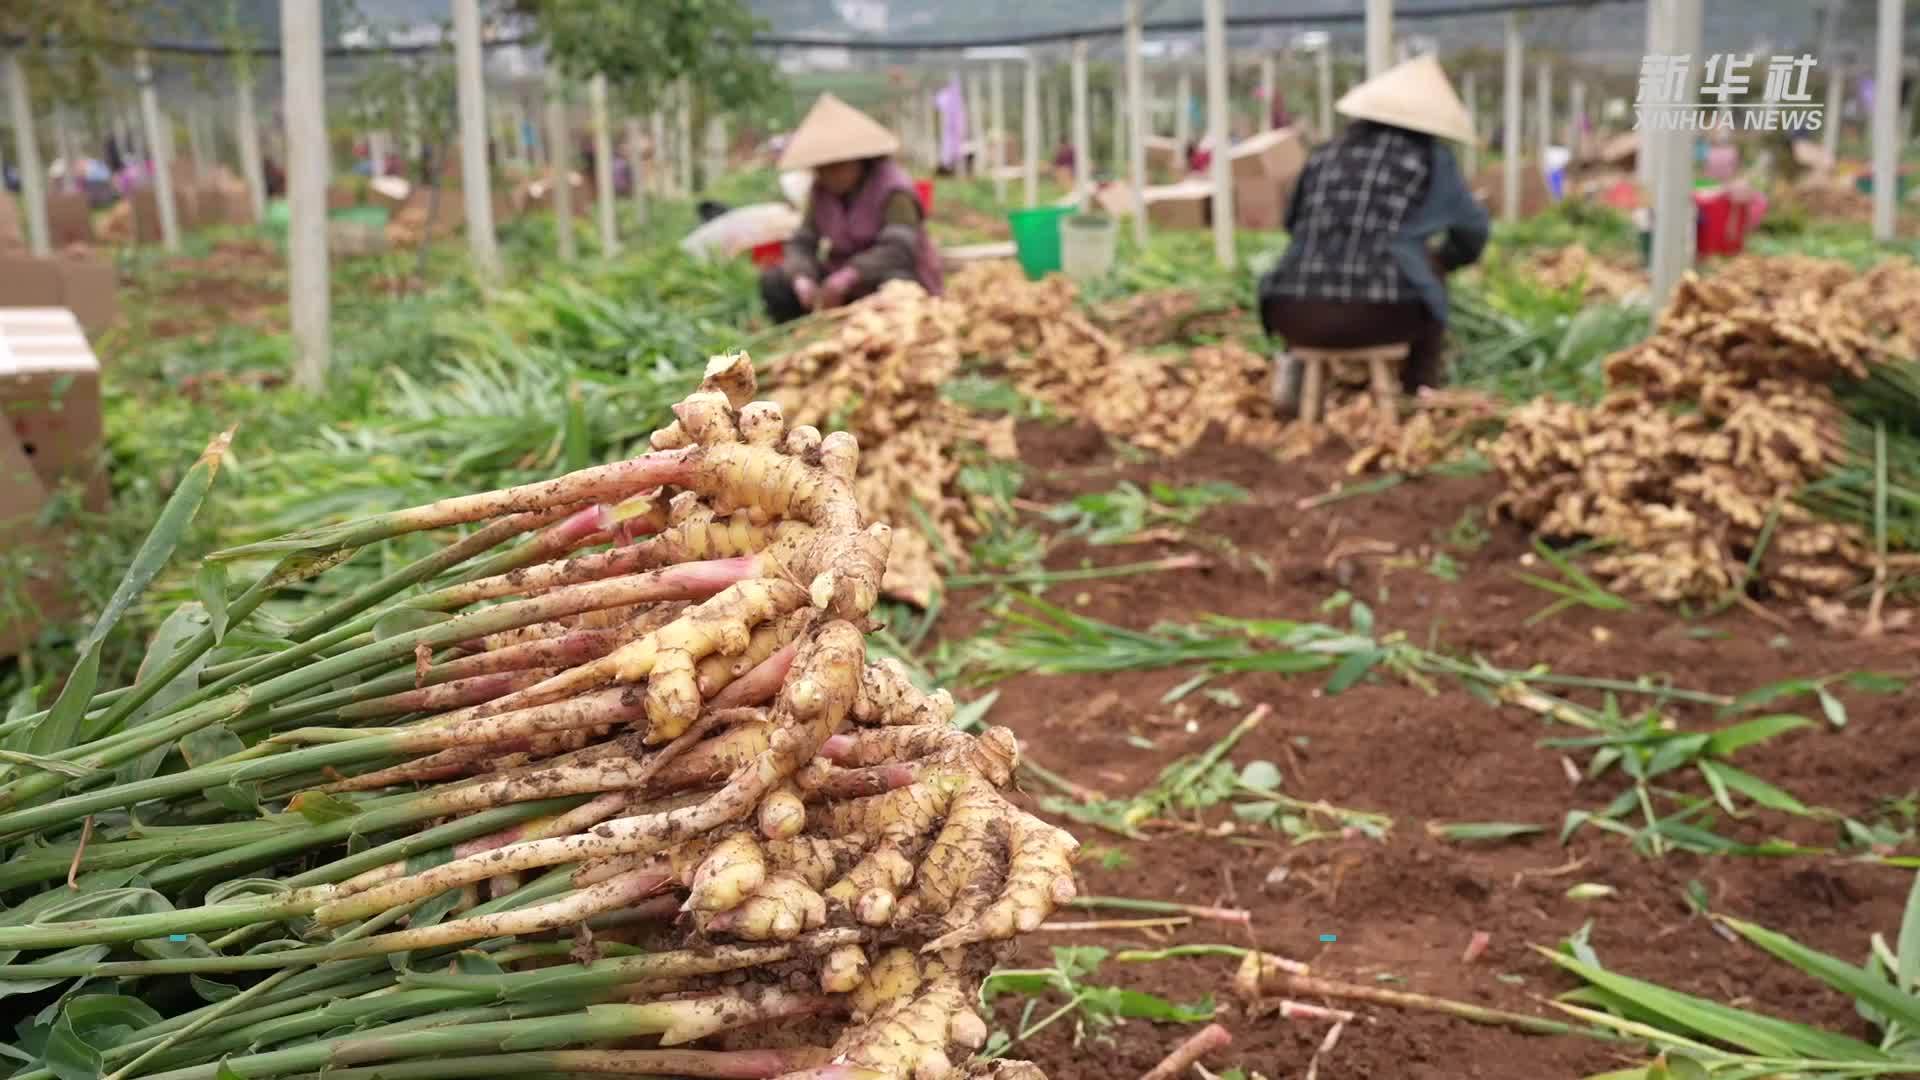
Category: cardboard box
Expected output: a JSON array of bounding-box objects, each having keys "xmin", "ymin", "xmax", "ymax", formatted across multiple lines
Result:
[
  {"xmin": 0, "ymin": 423, "xmax": 69, "ymax": 657},
  {"xmin": 1473, "ymin": 162, "xmax": 1553, "ymax": 219},
  {"xmin": 1093, "ymin": 182, "xmax": 1139, "ymax": 218},
  {"xmin": 0, "ymin": 307, "xmax": 108, "ymax": 514},
  {"xmin": 1230, "ymin": 127, "xmax": 1307, "ymax": 228},
  {"xmin": 46, "ymin": 191, "xmax": 94, "ymax": 247},
  {"xmin": 1144, "ymin": 135, "xmax": 1183, "ymax": 178},
  {"xmin": 1234, "ymin": 181, "xmax": 1287, "ymax": 231},
  {"xmin": 1231, "ymin": 127, "xmax": 1308, "ymax": 187},
  {"xmin": 0, "ymin": 193, "xmax": 23, "ymax": 250},
  {"xmin": 0, "ymin": 256, "xmax": 118, "ymax": 335},
  {"xmin": 1143, "ymin": 180, "xmax": 1213, "ymax": 230}
]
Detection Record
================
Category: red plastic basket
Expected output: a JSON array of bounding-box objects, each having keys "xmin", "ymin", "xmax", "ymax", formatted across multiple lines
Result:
[
  {"xmin": 914, "ymin": 179, "xmax": 934, "ymax": 215},
  {"xmin": 749, "ymin": 240, "xmax": 784, "ymax": 268},
  {"xmin": 1692, "ymin": 189, "xmax": 1752, "ymax": 257}
]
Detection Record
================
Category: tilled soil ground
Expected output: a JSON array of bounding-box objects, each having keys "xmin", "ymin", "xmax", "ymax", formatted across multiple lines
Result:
[{"xmin": 939, "ymin": 420, "xmax": 1920, "ymax": 1080}]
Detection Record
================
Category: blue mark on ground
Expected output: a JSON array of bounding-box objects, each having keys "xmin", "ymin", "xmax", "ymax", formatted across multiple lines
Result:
[
  {"xmin": 168, "ymin": 934, "xmax": 188, "ymax": 941},
  {"xmin": 1319, "ymin": 934, "xmax": 1337, "ymax": 942}
]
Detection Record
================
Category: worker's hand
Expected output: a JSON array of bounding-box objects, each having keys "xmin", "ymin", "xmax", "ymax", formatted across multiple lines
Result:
[
  {"xmin": 792, "ymin": 276, "xmax": 818, "ymax": 309},
  {"xmin": 818, "ymin": 268, "xmax": 859, "ymax": 311}
]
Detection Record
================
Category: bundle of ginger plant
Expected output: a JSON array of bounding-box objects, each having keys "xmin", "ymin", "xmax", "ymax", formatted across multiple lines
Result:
[
  {"xmin": 1486, "ymin": 256, "xmax": 1919, "ymax": 609},
  {"xmin": 0, "ymin": 354, "xmax": 1076, "ymax": 1080}
]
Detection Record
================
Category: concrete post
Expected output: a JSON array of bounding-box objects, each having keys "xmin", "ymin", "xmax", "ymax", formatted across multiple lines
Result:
[
  {"xmin": 137, "ymin": 50, "xmax": 182, "ymax": 251},
  {"xmin": 1365, "ymin": 0, "xmax": 1394, "ymax": 78},
  {"xmin": 1536, "ymin": 61, "xmax": 1551, "ymax": 161},
  {"xmin": 236, "ymin": 66, "xmax": 267, "ymax": 223},
  {"xmin": 1203, "ymin": 0, "xmax": 1234, "ymax": 267},
  {"xmin": 281, "ymin": 0, "xmax": 330, "ymax": 391},
  {"xmin": 1023, "ymin": 57, "xmax": 1040, "ymax": 206},
  {"xmin": 453, "ymin": 0, "xmax": 500, "ymax": 282},
  {"xmin": 1315, "ymin": 47, "xmax": 1333, "ymax": 139},
  {"xmin": 1125, "ymin": 0, "xmax": 1149, "ymax": 244},
  {"xmin": 1502, "ymin": 15, "xmax": 1522, "ymax": 223},
  {"xmin": 624, "ymin": 116, "xmax": 648, "ymax": 225},
  {"xmin": 1, "ymin": 50, "xmax": 49, "ymax": 256},
  {"xmin": 590, "ymin": 73, "xmax": 618, "ymax": 255},
  {"xmin": 1072, "ymin": 40, "xmax": 1091, "ymax": 196},
  {"xmin": 1650, "ymin": 0, "xmax": 1704, "ymax": 306},
  {"xmin": 1174, "ymin": 68, "xmax": 1192, "ymax": 149},
  {"xmin": 1570, "ymin": 79, "xmax": 1585, "ymax": 158},
  {"xmin": 990, "ymin": 61, "xmax": 1007, "ymax": 202},
  {"xmin": 1823, "ymin": 63, "xmax": 1844, "ymax": 165},
  {"xmin": 1463, "ymin": 71, "xmax": 1479, "ymax": 175},
  {"xmin": 1873, "ymin": 0, "xmax": 1902, "ymax": 241},
  {"xmin": 1260, "ymin": 53, "xmax": 1276, "ymax": 128}
]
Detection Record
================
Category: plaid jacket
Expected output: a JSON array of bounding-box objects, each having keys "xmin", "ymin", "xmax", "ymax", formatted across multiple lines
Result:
[{"xmin": 1262, "ymin": 122, "xmax": 1432, "ymax": 308}]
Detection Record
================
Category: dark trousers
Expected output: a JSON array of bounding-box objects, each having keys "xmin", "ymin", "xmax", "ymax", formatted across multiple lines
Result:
[
  {"xmin": 1260, "ymin": 297, "xmax": 1448, "ymax": 393},
  {"xmin": 759, "ymin": 265, "xmax": 914, "ymax": 325}
]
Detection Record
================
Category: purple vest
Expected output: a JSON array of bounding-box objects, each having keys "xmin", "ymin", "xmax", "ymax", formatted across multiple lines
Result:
[{"xmin": 809, "ymin": 159, "xmax": 944, "ymax": 295}]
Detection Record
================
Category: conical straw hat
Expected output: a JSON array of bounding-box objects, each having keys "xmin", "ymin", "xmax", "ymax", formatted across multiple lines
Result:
[
  {"xmin": 778, "ymin": 93, "xmax": 901, "ymax": 170},
  {"xmin": 1335, "ymin": 55, "xmax": 1476, "ymax": 143}
]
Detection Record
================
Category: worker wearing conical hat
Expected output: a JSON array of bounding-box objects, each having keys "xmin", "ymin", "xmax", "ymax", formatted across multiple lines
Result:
[
  {"xmin": 762, "ymin": 94, "xmax": 943, "ymax": 323},
  {"xmin": 1258, "ymin": 55, "xmax": 1489, "ymax": 415}
]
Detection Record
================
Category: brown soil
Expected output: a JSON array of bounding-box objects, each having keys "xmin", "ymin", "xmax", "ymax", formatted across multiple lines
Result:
[
  {"xmin": 943, "ymin": 419, "xmax": 1920, "ymax": 1080},
  {"xmin": 148, "ymin": 239, "xmax": 288, "ymax": 339}
]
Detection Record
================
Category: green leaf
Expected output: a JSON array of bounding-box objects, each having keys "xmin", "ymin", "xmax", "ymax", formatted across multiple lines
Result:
[
  {"xmin": 79, "ymin": 430, "xmax": 232, "ymax": 659},
  {"xmin": 453, "ymin": 951, "xmax": 507, "ymax": 976},
  {"xmin": 1706, "ymin": 714, "xmax": 1812, "ymax": 758},
  {"xmin": 1659, "ymin": 1054, "xmax": 1710, "ymax": 1080},
  {"xmin": 181, "ymin": 724, "xmax": 247, "ymax": 769},
  {"xmin": 1542, "ymin": 948, "xmax": 1890, "ymax": 1061},
  {"xmin": 131, "ymin": 604, "xmax": 214, "ymax": 725},
  {"xmin": 196, "ymin": 564, "xmax": 229, "ymax": 644},
  {"xmin": 1429, "ymin": 821, "xmax": 1544, "ymax": 843},
  {"xmin": 0, "ymin": 750, "xmax": 96, "ymax": 778},
  {"xmin": 1815, "ymin": 686, "xmax": 1848, "ymax": 728},
  {"xmin": 202, "ymin": 781, "xmax": 261, "ymax": 815},
  {"xmin": 1237, "ymin": 760, "xmax": 1284, "ymax": 794},
  {"xmin": 191, "ymin": 975, "xmax": 240, "ymax": 1003},
  {"xmin": 288, "ymin": 790, "xmax": 362, "ymax": 826},
  {"xmin": 1323, "ymin": 648, "xmax": 1381, "ymax": 695},
  {"xmin": 979, "ymin": 969, "xmax": 1067, "ymax": 1003},
  {"xmin": 1050, "ymin": 946, "xmax": 1109, "ymax": 982},
  {"xmin": 1697, "ymin": 762, "xmax": 1809, "ymax": 816},
  {"xmin": 1644, "ymin": 733, "xmax": 1710, "ymax": 778},
  {"xmin": 1721, "ymin": 915, "xmax": 1920, "ymax": 1039},
  {"xmin": 1721, "ymin": 676, "xmax": 1821, "ymax": 717},
  {"xmin": 29, "ymin": 648, "xmax": 100, "ymax": 756},
  {"xmin": 1348, "ymin": 601, "xmax": 1375, "ymax": 637},
  {"xmin": 1897, "ymin": 873, "xmax": 1920, "ymax": 993},
  {"xmin": 1078, "ymin": 986, "xmax": 1215, "ymax": 1024},
  {"xmin": 1160, "ymin": 672, "xmax": 1212, "ymax": 704},
  {"xmin": 44, "ymin": 995, "xmax": 166, "ymax": 1080},
  {"xmin": 1843, "ymin": 671, "xmax": 1908, "ymax": 695}
]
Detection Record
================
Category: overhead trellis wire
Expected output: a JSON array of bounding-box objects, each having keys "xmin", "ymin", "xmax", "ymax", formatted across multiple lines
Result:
[{"xmin": 4, "ymin": 0, "xmax": 1637, "ymax": 60}]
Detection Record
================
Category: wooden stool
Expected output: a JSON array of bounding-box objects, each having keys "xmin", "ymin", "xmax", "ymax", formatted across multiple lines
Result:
[{"xmin": 1293, "ymin": 344, "xmax": 1410, "ymax": 423}]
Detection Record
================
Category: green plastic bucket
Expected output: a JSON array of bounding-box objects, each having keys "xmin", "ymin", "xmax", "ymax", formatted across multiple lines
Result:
[
  {"xmin": 331, "ymin": 205, "xmax": 391, "ymax": 229},
  {"xmin": 1008, "ymin": 205, "xmax": 1073, "ymax": 281},
  {"xmin": 264, "ymin": 199, "xmax": 291, "ymax": 234}
]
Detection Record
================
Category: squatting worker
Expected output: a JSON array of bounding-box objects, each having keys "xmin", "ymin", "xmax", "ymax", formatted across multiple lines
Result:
[
  {"xmin": 761, "ymin": 94, "xmax": 943, "ymax": 324},
  {"xmin": 1258, "ymin": 55, "xmax": 1489, "ymax": 415}
]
